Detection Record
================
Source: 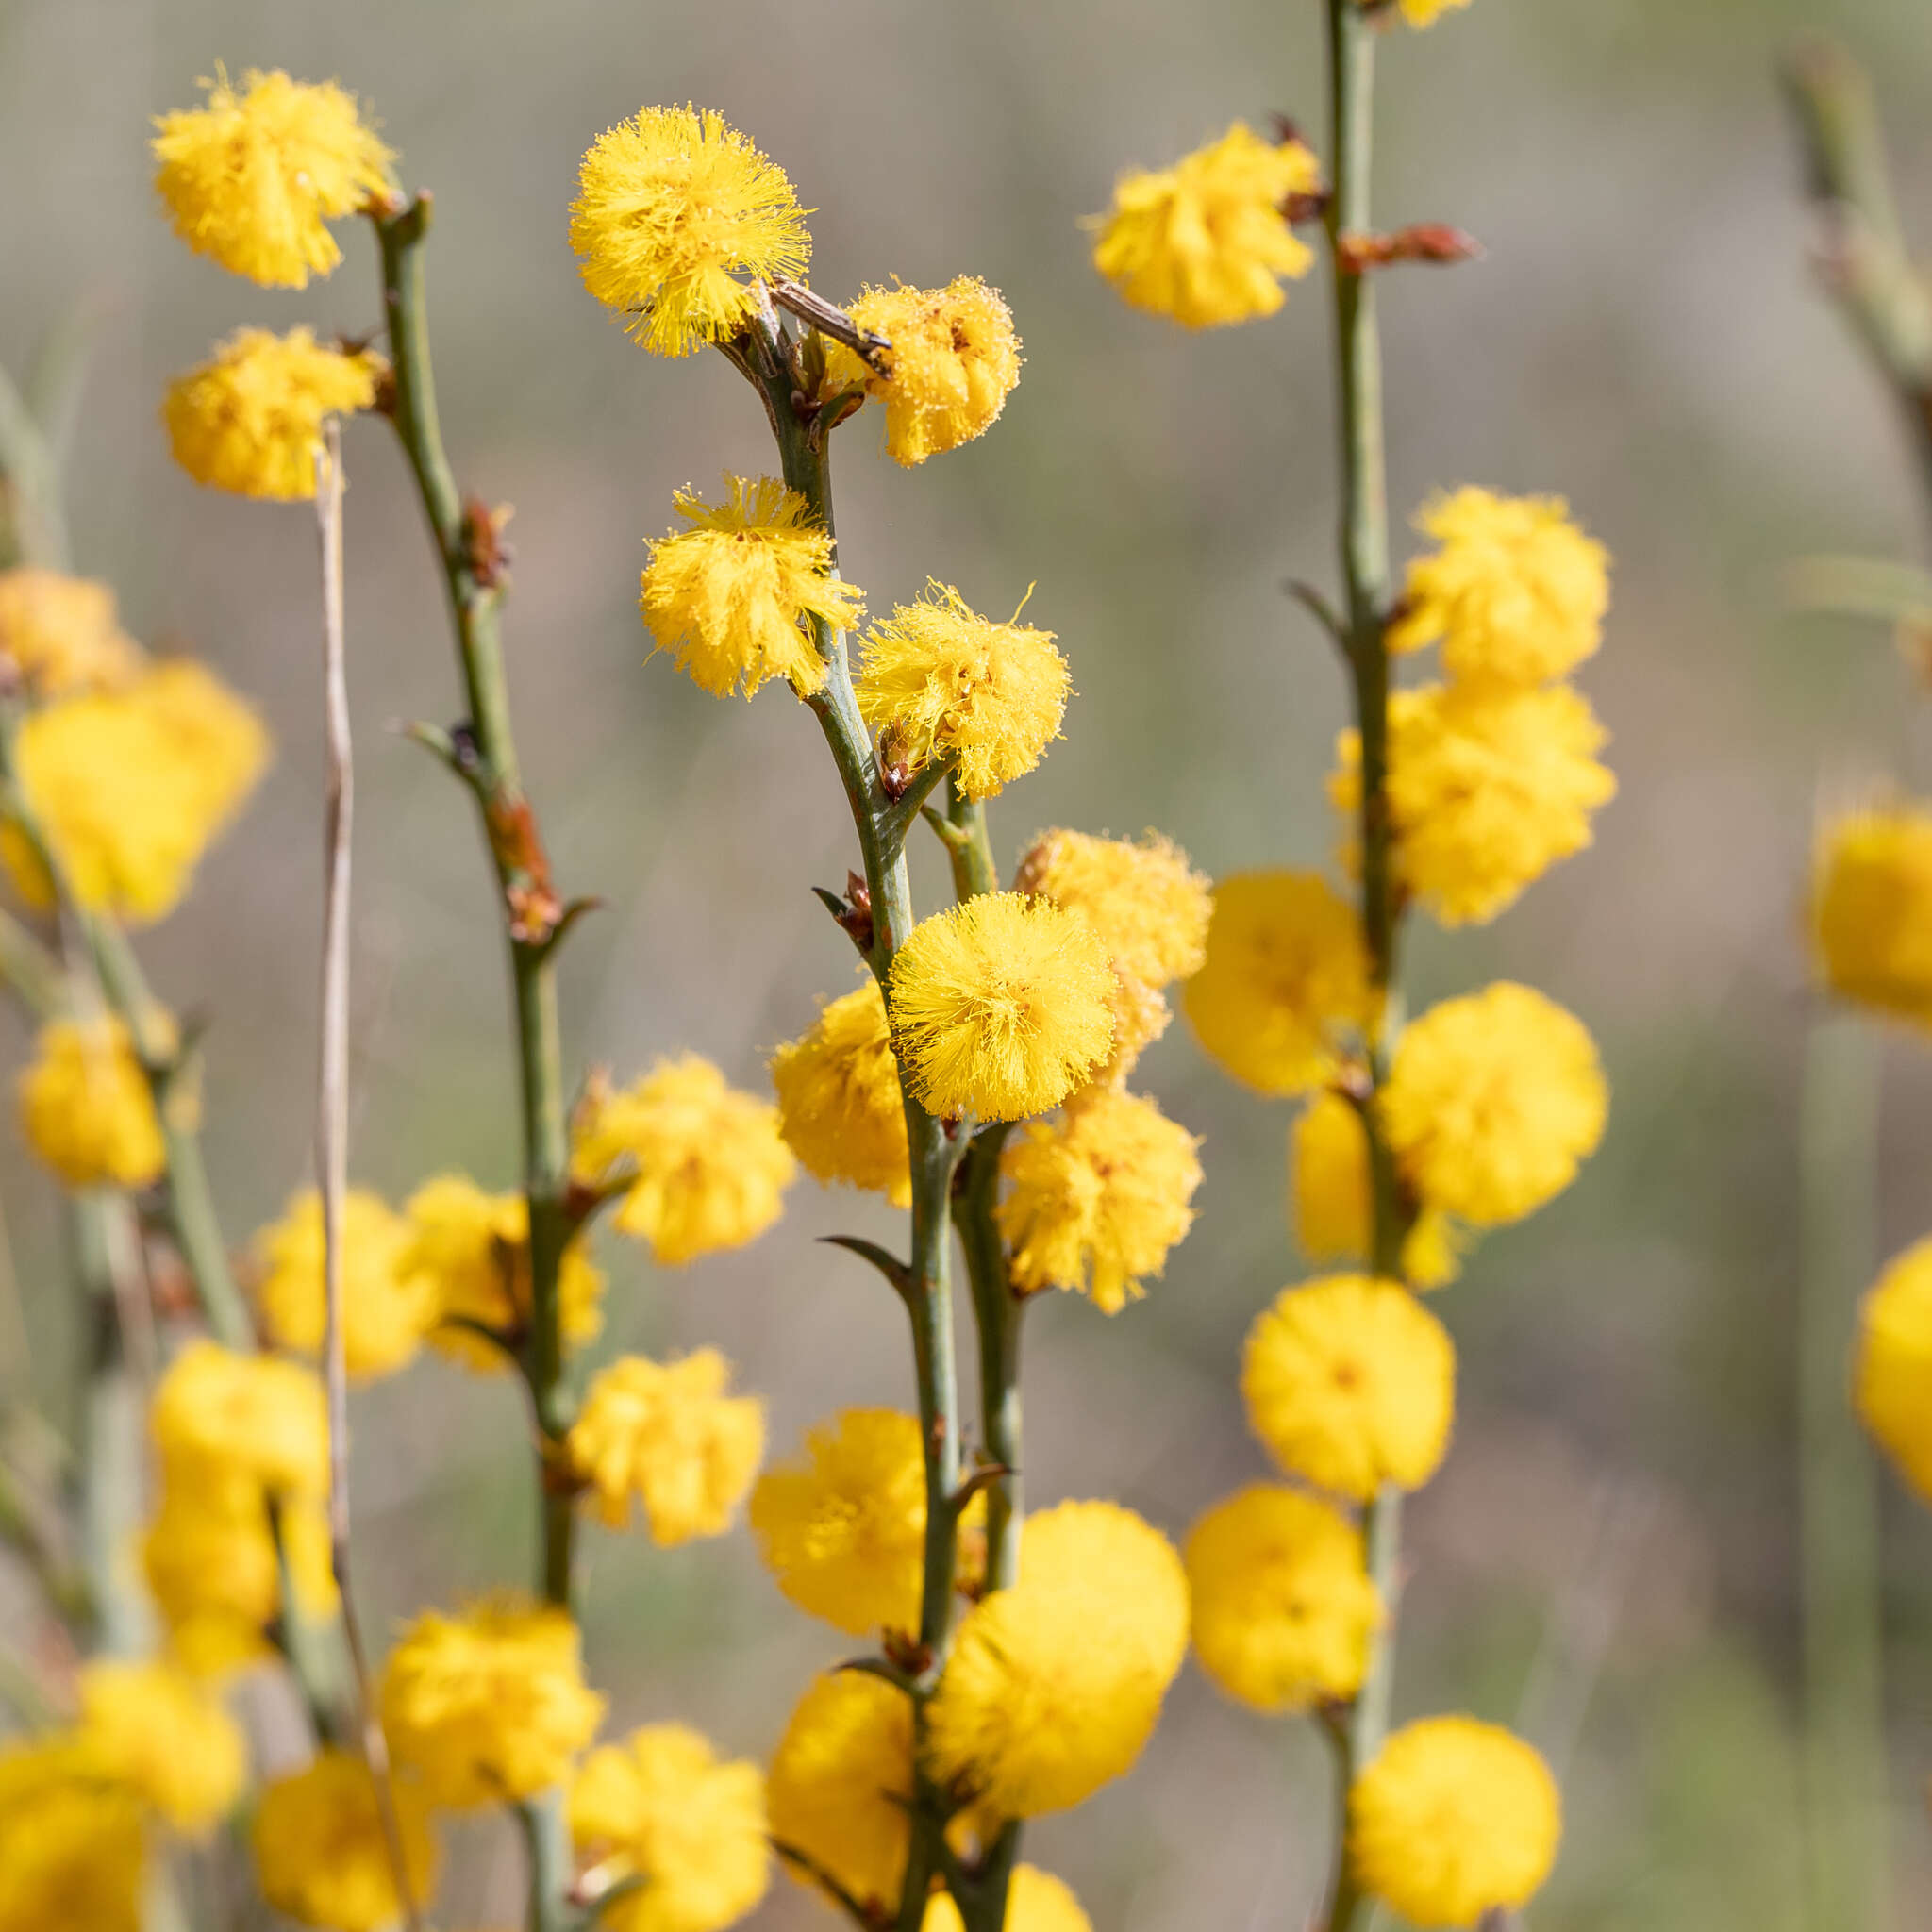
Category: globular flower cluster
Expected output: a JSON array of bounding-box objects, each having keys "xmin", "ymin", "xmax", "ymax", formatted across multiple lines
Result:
[
  {"xmin": 16, "ymin": 1013, "xmax": 169, "ymax": 1190},
  {"xmin": 0, "ymin": 568, "xmax": 142, "ymax": 696},
  {"xmin": 771, "ymin": 975, "xmax": 911, "ymax": 1205}
]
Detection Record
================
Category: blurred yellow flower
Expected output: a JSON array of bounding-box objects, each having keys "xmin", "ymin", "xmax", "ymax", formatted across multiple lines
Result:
[
  {"xmin": 151, "ymin": 1340, "xmax": 327, "ymax": 1504},
  {"xmin": 825, "ymin": 277, "xmax": 1022, "ymax": 466},
  {"xmin": 75, "ymin": 1657, "xmax": 245, "ymax": 1835},
  {"xmin": 923, "ymin": 1866, "xmax": 1091, "ymax": 1932},
  {"xmin": 1291, "ymin": 1091, "xmax": 1462, "ymax": 1290},
  {"xmin": 771, "ymin": 977, "xmax": 910, "ymax": 1207},
  {"xmin": 572, "ymin": 105, "xmax": 810, "ymax": 357},
  {"xmin": 1242, "ymin": 1275, "xmax": 1455, "ymax": 1501},
  {"xmin": 855, "ymin": 582, "xmax": 1070, "ymax": 803},
  {"xmin": 1391, "ymin": 0, "xmax": 1474, "ymax": 27},
  {"xmin": 1348, "ymin": 1716, "xmax": 1560, "ymax": 1927},
  {"xmin": 1183, "ymin": 870, "xmax": 1373, "ymax": 1096},
  {"xmin": 572, "ymin": 1056, "xmax": 793, "ymax": 1265},
  {"xmin": 0, "ymin": 569, "xmax": 142, "ymax": 697},
  {"xmin": 639, "ymin": 475, "xmax": 860, "ymax": 699},
  {"xmin": 567, "ymin": 1351, "xmax": 765, "ymax": 1543},
  {"xmin": 380, "ymin": 1595, "xmax": 606, "ymax": 1807},
  {"xmin": 0, "ymin": 1735, "xmax": 144, "ymax": 1932},
  {"xmin": 17, "ymin": 1015, "xmax": 166, "ymax": 1190},
  {"xmin": 253, "ymin": 1748, "xmax": 441, "ymax": 1932},
  {"xmin": 153, "ymin": 68, "xmax": 392, "ymax": 288},
  {"xmin": 1855, "ymin": 1235, "xmax": 1932, "ymax": 1503},
  {"xmin": 1091, "ymin": 122, "xmax": 1322, "ymax": 328},
  {"xmin": 1185, "ymin": 1483, "xmax": 1382, "ymax": 1713},
  {"xmin": 1380, "ymin": 982, "xmax": 1607, "ymax": 1226},
  {"xmin": 889, "ymin": 893, "xmax": 1116, "ymax": 1122},
  {"xmin": 165, "ymin": 327, "xmax": 382, "ymax": 500},
  {"xmin": 997, "ymin": 1087, "xmax": 1202, "ymax": 1312},
  {"xmin": 1812, "ymin": 801, "xmax": 1932, "ymax": 1026},
  {"xmin": 570, "ymin": 1725, "xmax": 769, "ymax": 1932}
]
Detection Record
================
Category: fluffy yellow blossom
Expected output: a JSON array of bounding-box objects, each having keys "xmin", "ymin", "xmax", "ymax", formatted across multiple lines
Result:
[
  {"xmin": 141, "ymin": 1488, "xmax": 301, "ymax": 1674},
  {"xmin": 767, "ymin": 1673, "xmax": 920, "ymax": 1915},
  {"xmin": 573, "ymin": 105, "xmax": 810, "ymax": 357},
  {"xmin": 75, "ymin": 1657, "xmax": 246, "ymax": 1834},
  {"xmin": 17, "ymin": 1015, "xmax": 166, "ymax": 1190},
  {"xmin": 151, "ymin": 1340, "xmax": 327, "ymax": 1503},
  {"xmin": 1185, "ymin": 1483, "xmax": 1382, "ymax": 1713},
  {"xmin": 639, "ymin": 475, "xmax": 861, "ymax": 699},
  {"xmin": 153, "ymin": 69, "xmax": 392, "ymax": 288},
  {"xmin": 1380, "ymin": 982, "xmax": 1607, "ymax": 1227},
  {"xmin": 1389, "ymin": 489, "xmax": 1608, "ymax": 687},
  {"xmin": 567, "ymin": 1351, "xmax": 765, "ymax": 1543},
  {"xmin": 400, "ymin": 1174, "xmax": 605, "ymax": 1371},
  {"xmin": 770, "ymin": 977, "xmax": 910, "ymax": 1207},
  {"xmin": 1812, "ymin": 802, "xmax": 1932, "ymax": 1026},
  {"xmin": 1183, "ymin": 871, "xmax": 1373, "ymax": 1095},
  {"xmin": 165, "ymin": 327, "xmax": 383, "ymax": 501},
  {"xmin": 8, "ymin": 658, "xmax": 268, "ymax": 924},
  {"xmin": 1014, "ymin": 828, "xmax": 1210, "ymax": 991},
  {"xmin": 924, "ymin": 1500, "xmax": 1188, "ymax": 1817},
  {"xmin": 380, "ymin": 1595, "xmax": 606, "ymax": 1807},
  {"xmin": 571, "ymin": 1057, "xmax": 793, "ymax": 1264},
  {"xmin": 1333, "ymin": 681, "xmax": 1615, "ymax": 926},
  {"xmin": 923, "ymin": 1867, "xmax": 1092, "ymax": 1932},
  {"xmin": 889, "ymin": 893, "xmax": 1116, "ymax": 1122},
  {"xmin": 824, "ymin": 277, "xmax": 1023, "ymax": 466},
  {"xmin": 1291, "ymin": 1091, "xmax": 1462, "ymax": 1290},
  {"xmin": 1348, "ymin": 1717, "xmax": 1561, "ymax": 1927},
  {"xmin": 1242, "ymin": 1275, "xmax": 1455, "ymax": 1502},
  {"xmin": 855, "ymin": 582, "xmax": 1070, "ymax": 802},
  {"xmin": 0, "ymin": 570, "xmax": 142, "ymax": 696},
  {"xmin": 254, "ymin": 1748, "xmax": 441, "ymax": 1932},
  {"xmin": 253, "ymin": 1186, "xmax": 436, "ymax": 1379},
  {"xmin": 1854, "ymin": 1237, "xmax": 1932, "ymax": 1502},
  {"xmin": 570, "ymin": 1725, "xmax": 769, "ymax": 1932},
  {"xmin": 0, "ymin": 1736, "xmax": 144, "ymax": 1932},
  {"xmin": 1391, "ymin": 0, "xmax": 1475, "ymax": 28},
  {"xmin": 1091, "ymin": 123, "xmax": 1322, "ymax": 328},
  {"xmin": 750, "ymin": 1408, "xmax": 941, "ymax": 1637},
  {"xmin": 997, "ymin": 1088, "xmax": 1202, "ymax": 1312}
]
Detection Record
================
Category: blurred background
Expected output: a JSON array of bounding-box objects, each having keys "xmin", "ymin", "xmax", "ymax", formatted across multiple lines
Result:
[{"xmin": 5, "ymin": 0, "xmax": 1932, "ymax": 1924}]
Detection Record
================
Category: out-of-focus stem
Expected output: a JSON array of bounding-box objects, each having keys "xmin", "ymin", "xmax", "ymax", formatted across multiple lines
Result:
[{"xmin": 1797, "ymin": 1014, "xmax": 1890, "ymax": 1932}]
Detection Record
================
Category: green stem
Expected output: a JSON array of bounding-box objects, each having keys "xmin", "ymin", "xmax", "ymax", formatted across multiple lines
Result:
[
  {"xmin": 517, "ymin": 1798, "xmax": 572, "ymax": 1932},
  {"xmin": 372, "ymin": 198, "xmax": 576, "ymax": 1614},
  {"xmin": 741, "ymin": 314, "xmax": 966, "ymax": 1932},
  {"xmin": 1797, "ymin": 1014, "xmax": 1890, "ymax": 1932}
]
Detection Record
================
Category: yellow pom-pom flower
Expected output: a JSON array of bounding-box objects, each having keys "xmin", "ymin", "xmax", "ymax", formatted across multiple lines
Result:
[
  {"xmin": 1389, "ymin": 488, "xmax": 1609, "ymax": 688},
  {"xmin": 151, "ymin": 1339, "xmax": 327, "ymax": 1504},
  {"xmin": 572, "ymin": 105, "xmax": 810, "ymax": 358},
  {"xmin": 751, "ymin": 1407, "xmax": 970, "ymax": 1638},
  {"xmin": 1091, "ymin": 123, "xmax": 1323, "ymax": 329},
  {"xmin": 1332, "ymin": 681, "xmax": 1615, "ymax": 927},
  {"xmin": 770, "ymin": 977, "xmax": 910, "ymax": 1207},
  {"xmin": 9, "ymin": 659, "xmax": 268, "ymax": 925},
  {"xmin": 17, "ymin": 1015, "xmax": 166, "ymax": 1191},
  {"xmin": 571, "ymin": 1057, "xmax": 794, "ymax": 1264},
  {"xmin": 889, "ymin": 893, "xmax": 1116, "ymax": 1123},
  {"xmin": 0, "ymin": 1736, "xmax": 145, "ymax": 1932},
  {"xmin": 1291, "ymin": 1091, "xmax": 1462, "ymax": 1290},
  {"xmin": 400, "ymin": 1174, "xmax": 605, "ymax": 1372},
  {"xmin": 379, "ymin": 1595, "xmax": 606, "ymax": 1807},
  {"xmin": 1391, "ymin": 0, "xmax": 1475, "ymax": 29},
  {"xmin": 924, "ymin": 1500, "xmax": 1188, "ymax": 1817},
  {"xmin": 0, "ymin": 570, "xmax": 142, "ymax": 697},
  {"xmin": 996, "ymin": 1087, "xmax": 1203, "ymax": 1313},
  {"xmin": 766, "ymin": 1672, "xmax": 922, "ymax": 1916},
  {"xmin": 1185, "ymin": 1483, "xmax": 1382, "ymax": 1713},
  {"xmin": 1348, "ymin": 1716, "xmax": 1561, "ymax": 1927},
  {"xmin": 153, "ymin": 68, "xmax": 392, "ymax": 289},
  {"xmin": 1811, "ymin": 801, "xmax": 1932, "ymax": 1027},
  {"xmin": 1183, "ymin": 870, "xmax": 1374, "ymax": 1095},
  {"xmin": 1854, "ymin": 1236, "xmax": 1932, "ymax": 1501},
  {"xmin": 1241, "ymin": 1275, "xmax": 1455, "ymax": 1502},
  {"xmin": 923, "ymin": 1866, "xmax": 1092, "ymax": 1932},
  {"xmin": 570, "ymin": 1724, "xmax": 769, "ymax": 1932},
  {"xmin": 1380, "ymin": 982, "xmax": 1607, "ymax": 1227},
  {"xmin": 165, "ymin": 327, "xmax": 383, "ymax": 501},
  {"xmin": 253, "ymin": 1186, "xmax": 436, "ymax": 1380},
  {"xmin": 75, "ymin": 1657, "xmax": 246, "ymax": 1834},
  {"xmin": 855, "ymin": 582, "xmax": 1070, "ymax": 802},
  {"xmin": 824, "ymin": 277, "xmax": 1023, "ymax": 467},
  {"xmin": 566, "ymin": 1351, "xmax": 765, "ymax": 1544},
  {"xmin": 253, "ymin": 1748, "xmax": 441, "ymax": 1932},
  {"xmin": 639, "ymin": 475, "xmax": 862, "ymax": 700}
]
